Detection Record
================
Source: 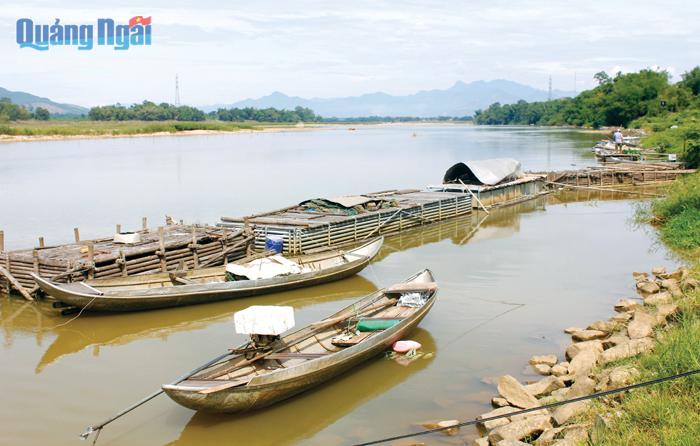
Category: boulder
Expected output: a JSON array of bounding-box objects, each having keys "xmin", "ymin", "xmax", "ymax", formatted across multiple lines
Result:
[
  {"xmin": 627, "ymin": 310, "xmax": 656, "ymax": 339},
  {"xmin": 572, "ymin": 329, "xmax": 607, "ymax": 342},
  {"xmin": 568, "ymin": 376, "xmax": 596, "ymax": 398},
  {"xmin": 643, "ymin": 291, "xmax": 672, "ymax": 306},
  {"xmin": 683, "ymin": 277, "xmax": 700, "ymax": 290},
  {"xmin": 668, "ymin": 267, "xmax": 687, "ymax": 281},
  {"xmin": 610, "ymin": 312, "xmax": 633, "ymax": 323},
  {"xmin": 552, "ymin": 400, "xmax": 590, "ymax": 426},
  {"xmin": 492, "ymin": 397, "xmax": 509, "ymax": 407},
  {"xmin": 532, "ymin": 364, "xmax": 552, "ymax": 375},
  {"xmin": 652, "ymin": 266, "xmax": 667, "ymax": 277},
  {"xmin": 472, "ymin": 437, "xmax": 489, "ymax": 446},
  {"xmin": 550, "ymin": 363, "xmax": 569, "ymax": 377},
  {"xmin": 477, "ymin": 406, "xmax": 517, "ymax": 430},
  {"xmin": 587, "ymin": 320, "xmax": 616, "ymax": 333},
  {"xmin": 600, "ymin": 337, "xmax": 654, "ymax": 364},
  {"xmin": 418, "ymin": 419, "xmax": 459, "ymax": 435},
  {"xmin": 564, "ymin": 326, "xmax": 583, "ymax": 334},
  {"xmin": 492, "ymin": 396, "xmax": 509, "ymax": 407},
  {"xmin": 534, "ymin": 424, "xmax": 589, "ymax": 446},
  {"xmin": 614, "ymin": 299, "xmax": 639, "ymax": 312},
  {"xmin": 497, "ymin": 375, "xmax": 539, "ymax": 409},
  {"xmin": 636, "ymin": 281, "xmax": 660, "ymax": 294},
  {"xmin": 524, "ymin": 376, "xmax": 565, "ymax": 397},
  {"xmin": 602, "ymin": 334, "xmax": 630, "ymax": 350},
  {"xmin": 596, "ymin": 366, "xmax": 639, "ymax": 391},
  {"xmin": 496, "ymin": 440, "xmax": 532, "ymax": 446},
  {"xmin": 632, "ymin": 271, "xmax": 648, "ymax": 282},
  {"xmin": 488, "ymin": 415, "xmax": 552, "ymax": 444},
  {"xmin": 568, "ymin": 349, "xmax": 598, "ymax": 377},
  {"xmin": 656, "ymin": 303, "xmax": 679, "ymax": 325},
  {"xmin": 660, "ymin": 278, "xmax": 680, "ymax": 290},
  {"xmin": 565, "ymin": 340, "xmax": 603, "ymax": 360},
  {"xmin": 530, "ymin": 354, "xmax": 558, "ymax": 367},
  {"xmin": 510, "ymin": 408, "xmax": 550, "ymax": 422}
]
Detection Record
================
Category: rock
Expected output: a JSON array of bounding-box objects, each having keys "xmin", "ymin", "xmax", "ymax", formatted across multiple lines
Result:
[
  {"xmin": 552, "ymin": 400, "xmax": 590, "ymax": 426},
  {"xmin": 632, "ymin": 271, "xmax": 648, "ymax": 282},
  {"xmin": 497, "ymin": 375, "xmax": 540, "ymax": 409},
  {"xmin": 587, "ymin": 320, "xmax": 616, "ymax": 333},
  {"xmin": 532, "ymin": 364, "xmax": 551, "ymax": 375},
  {"xmin": 683, "ymin": 277, "xmax": 700, "ymax": 290},
  {"xmin": 477, "ymin": 406, "xmax": 517, "ymax": 430},
  {"xmin": 614, "ymin": 299, "xmax": 640, "ymax": 312},
  {"xmin": 568, "ymin": 349, "xmax": 598, "ymax": 377},
  {"xmin": 660, "ymin": 278, "xmax": 680, "ymax": 290},
  {"xmin": 627, "ymin": 310, "xmax": 656, "ymax": 339},
  {"xmin": 596, "ymin": 366, "xmax": 640, "ymax": 391},
  {"xmin": 565, "ymin": 340, "xmax": 603, "ymax": 360},
  {"xmin": 529, "ymin": 354, "xmax": 558, "ymax": 367},
  {"xmin": 555, "ymin": 374, "xmax": 576, "ymax": 386},
  {"xmin": 610, "ymin": 312, "xmax": 633, "ymax": 323},
  {"xmin": 637, "ymin": 281, "xmax": 660, "ymax": 294},
  {"xmin": 600, "ymin": 337, "xmax": 654, "ymax": 364},
  {"xmin": 668, "ymin": 267, "xmax": 686, "ymax": 281},
  {"xmin": 656, "ymin": 303, "xmax": 679, "ymax": 324},
  {"xmin": 472, "ymin": 437, "xmax": 489, "ymax": 446},
  {"xmin": 510, "ymin": 408, "xmax": 550, "ymax": 422},
  {"xmin": 652, "ymin": 266, "xmax": 667, "ymax": 277},
  {"xmin": 550, "ymin": 363, "xmax": 569, "ymax": 377},
  {"xmin": 572, "ymin": 329, "xmax": 607, "ymax": 342},
  {"xmin": 602, "ymin": 334, "xmax": 630, "ymax": 350},
  {"xmin": 568, "ymin": 376, "xmax": 596, "ymax": 398},
  {"xmin": 524, "ymin": 376, "xmax": 565, "ymax": 397},
  {"xmin": 669, "ymin": 286, "xmax": 684, "ymax": 298},
  {"xmin": 496, "ymin": 439, "xmax": 532, "ymax": 446},
  {"xmin": 534, "ymin": 424, "xmax": 590, "ymax": 446},
  {"xmin": 488, "ymin": 415, "xmax": 552, "ymax": 444},
  {"xmin": 417, "ymin": 419, "xmax": 459, "ymax": 435},
  {"xmin": 564, "ymin": 326, "xmax": 583, "ymax": 334},
  {"xmin": 492, "ymin": 396, "xmax": 509, "ymax": 407},
  {"xmin": 643, "ymin": 291, "xmax": 673, "ymax": 306}
]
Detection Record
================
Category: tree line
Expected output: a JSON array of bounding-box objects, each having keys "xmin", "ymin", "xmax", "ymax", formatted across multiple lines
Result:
[
  {"xmin": 0, "ymin": 98, "xmax": 50, "ymax": 121},
  {"xmin": 474, "ymin": 67, "xmax": 700, "ymax": 128}
]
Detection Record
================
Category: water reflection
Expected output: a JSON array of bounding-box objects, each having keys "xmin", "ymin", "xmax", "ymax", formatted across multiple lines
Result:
[{"xmin": 168, "ymin": 328, "xmax": 436, "ymax": 446}]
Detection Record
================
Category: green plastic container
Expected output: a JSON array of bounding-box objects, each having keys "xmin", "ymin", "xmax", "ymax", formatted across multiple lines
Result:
[{"xmin": 357, "ymin": 318, "xmax": 401, "ymax": 332}]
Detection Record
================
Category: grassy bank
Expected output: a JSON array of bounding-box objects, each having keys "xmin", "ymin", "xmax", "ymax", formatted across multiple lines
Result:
[
  {"xmin": 0, "ymin": 119, "xmax": 265, "ymax": 137},
  {"xmin": 589, "ymin": 173, "xmax": 700, "ymax": 445}
]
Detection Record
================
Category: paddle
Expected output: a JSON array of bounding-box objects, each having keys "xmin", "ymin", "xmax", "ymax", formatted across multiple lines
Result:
[{"xmin": 79, "ymin": 350, "xmax": 234, "ymax": 443}]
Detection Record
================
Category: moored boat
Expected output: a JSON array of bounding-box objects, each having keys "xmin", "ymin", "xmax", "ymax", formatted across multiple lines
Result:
[
  {"xmin": 31, "ymin": 237, "xmax": 383, "ymax": 312},
  {"xmin": 162, "ymin": 269, "xmax": 437, "ymax": 413}
]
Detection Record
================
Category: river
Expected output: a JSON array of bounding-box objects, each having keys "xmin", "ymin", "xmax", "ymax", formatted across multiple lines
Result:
[{"xmin": 0, "ymin": 125, "xmax": 677, "ymax": 445}]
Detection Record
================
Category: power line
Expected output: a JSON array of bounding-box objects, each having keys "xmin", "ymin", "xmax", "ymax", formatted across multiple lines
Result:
[{"xmin": 353, "ymin": 368, "xmax": 700, "ymax": 446}]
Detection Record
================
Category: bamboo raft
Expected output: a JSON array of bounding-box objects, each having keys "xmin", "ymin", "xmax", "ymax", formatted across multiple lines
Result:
[
  {"xmin": 219, "ymin": 189, "xmax": 472, "ymax": 255},
  {"xmin": 541, "ymin": 164, "xmax": 694, "ymax": 188},
  {"xmin": 0, "ymin": 223, "xmax": 253, "ymax": 300}
]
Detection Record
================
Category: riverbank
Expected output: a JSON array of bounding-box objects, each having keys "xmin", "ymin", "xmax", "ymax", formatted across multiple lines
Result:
[
  {"xmin": 470, "ymin": 172, "xmax": 700, "ymax": 446},
  {"xmin": 0, "ymin": 120, "xmax": 323, "ymax": 143}
]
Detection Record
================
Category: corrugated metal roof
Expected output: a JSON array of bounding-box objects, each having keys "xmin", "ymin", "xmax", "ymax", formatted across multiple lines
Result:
[{"xmin": 443, "ymin": 158, "xmax": 523, "ymax": 186}]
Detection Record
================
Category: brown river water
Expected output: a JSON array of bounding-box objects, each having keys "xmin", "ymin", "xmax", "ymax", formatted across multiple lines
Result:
[{"xmin": 0, "ymin": 126, "xmax": 678, "ymax": 445}]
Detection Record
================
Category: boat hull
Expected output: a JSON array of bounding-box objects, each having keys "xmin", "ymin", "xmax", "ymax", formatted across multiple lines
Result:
[{"xmin": 162, "ymin": 292, "xmax": 434, "ymax": 413}]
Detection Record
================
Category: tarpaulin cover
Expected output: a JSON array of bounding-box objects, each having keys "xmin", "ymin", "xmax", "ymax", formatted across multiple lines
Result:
[{"xmin": 443, "ymin": 158, "xmax": 523, "ymax": 186}]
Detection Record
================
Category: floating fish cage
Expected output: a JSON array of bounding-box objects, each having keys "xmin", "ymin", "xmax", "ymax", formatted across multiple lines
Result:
[
  {"xmin": 0, "ymin": 224, "xmax": 253, "ymax": 297},
  {"xmin": 427, "ymin": 175, "xmax": 546, "ymax": 208},
  {"xmin": 219, "ymin": 190, "xmax": 472, "ymax": 255}
]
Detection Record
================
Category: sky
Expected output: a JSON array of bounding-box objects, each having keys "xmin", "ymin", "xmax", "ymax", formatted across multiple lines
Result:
[{"xmin": 1, "ymin": 0, "xmax": 699, "ymax": 107}]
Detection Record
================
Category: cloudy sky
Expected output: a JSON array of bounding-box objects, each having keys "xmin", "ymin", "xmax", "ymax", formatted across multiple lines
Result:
[{"xmin": 1, "ymin": 0, "xmax": 698, "ymax": 107}]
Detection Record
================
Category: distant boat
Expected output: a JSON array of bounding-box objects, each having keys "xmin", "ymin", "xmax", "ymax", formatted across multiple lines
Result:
[
  {"xmin": 162, "ymin": 269, "xmax": 437, "ymax": 413},
  {"xmin": 32, "ymin": 238, "xmax": 383, "ymax": 312}
]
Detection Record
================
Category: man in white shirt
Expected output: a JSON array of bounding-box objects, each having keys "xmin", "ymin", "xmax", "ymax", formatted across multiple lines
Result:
[{"xmin": 613, "ymin": 129, "xmax": 624, "ymax": 151}]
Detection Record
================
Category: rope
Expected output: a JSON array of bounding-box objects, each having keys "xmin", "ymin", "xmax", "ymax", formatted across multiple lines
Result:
[
  {"xmin": 352, "ymin": 368, "xmax": 700, "ymax": 446},
  {"xmin": 45, "ymin": 294, "xmax": 100, "ymax": 330}
]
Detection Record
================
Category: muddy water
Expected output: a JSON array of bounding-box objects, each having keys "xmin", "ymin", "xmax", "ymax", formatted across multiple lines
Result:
[{"xmin": 0, "ymin": 127, "xmax": 678, "ymax": 446}]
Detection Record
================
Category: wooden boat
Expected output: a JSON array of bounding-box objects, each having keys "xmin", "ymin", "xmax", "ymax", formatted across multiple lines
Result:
[
  {"xmin": 31, "ymin": 238, "xmax": 383, "ymax": 312},
  {"xmin": 161, "ymin": 269, "xmax": 437, "ymax": 413}
]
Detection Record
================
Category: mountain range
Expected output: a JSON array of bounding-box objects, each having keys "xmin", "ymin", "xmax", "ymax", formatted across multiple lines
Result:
[
  {"xmin": 0, "ymin": 87, "xmax": 88, "ymax": 116},
  {"xmin": 204, "ymin": 80, "xmax": 575, "ymax": 118}
]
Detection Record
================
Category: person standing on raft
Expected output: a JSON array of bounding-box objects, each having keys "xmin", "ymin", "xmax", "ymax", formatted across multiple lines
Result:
[{"xmin": 613, "ymin": 128, "xmax": 624, "ymax": 151}]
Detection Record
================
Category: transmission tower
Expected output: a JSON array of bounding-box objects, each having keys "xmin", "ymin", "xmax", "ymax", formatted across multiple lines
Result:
[
  {"xmin": 175, "ymin": 74, "xmax": 181, "ymax": 106},
  {"xmin": 548, "ymin": 75, "xmax": 552, "ymax": 101}
]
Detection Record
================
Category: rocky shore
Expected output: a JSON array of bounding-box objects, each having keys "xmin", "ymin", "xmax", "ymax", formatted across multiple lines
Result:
[{"xmin": 467, "ymin": 266, "xmax": 699, "ymax": 446}]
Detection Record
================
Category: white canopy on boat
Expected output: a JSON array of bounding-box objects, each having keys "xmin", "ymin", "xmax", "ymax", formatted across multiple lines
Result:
[
  {"xmin": 226, "ymin": 255, "xmax": 305, "ymax": 280},
  {"xmin": 234, "ymin": 305, "xmax": 295, "ymax": 335},
  {"xmin": 443, "ymin": 158, "xmax": 523, "ymax": 186}
]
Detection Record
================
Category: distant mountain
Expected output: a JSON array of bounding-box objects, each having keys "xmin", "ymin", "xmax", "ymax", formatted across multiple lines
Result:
[
  {"xmin": 0, "ymin": 87, "xmax": 88, "ymax": 116},
  {"xmin": 204, "ymin": 80, "xmax": 575, "ymax": 118}
]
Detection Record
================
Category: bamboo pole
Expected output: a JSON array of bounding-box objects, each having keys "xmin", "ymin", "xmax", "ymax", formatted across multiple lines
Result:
[
  {"xmin": 547, "ymin": 181, "xmax": 663, "ymax": 198},
  {"xmin": 0, "ymin": 265, "xmax": 34, "ymax": 301},
  {"xmin": 74, "ymin": 227, "xmax": 80, "ymax": 243}
]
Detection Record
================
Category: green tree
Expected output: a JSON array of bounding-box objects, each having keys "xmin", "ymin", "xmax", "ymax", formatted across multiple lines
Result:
[
  {"xmin": 33, "ymin": 107, "xmax": 50, "ymax": 120},
  {"xmin": 680, "ymin": 67, "xmax": 700, "ymax": 96}
]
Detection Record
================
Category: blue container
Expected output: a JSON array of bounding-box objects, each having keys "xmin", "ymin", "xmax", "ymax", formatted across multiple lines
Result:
[{"xmin": 265, "ymin": 235, "xmax": 284, "ymax": 254}]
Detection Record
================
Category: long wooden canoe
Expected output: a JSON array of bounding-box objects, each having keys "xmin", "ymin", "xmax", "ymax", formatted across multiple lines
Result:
[
  {"xmin": 162, "ymin": 269, "xmax": 437, "ymax": 413},
  {"xmin": 31, "ymin": 237, "xmax": 383, "ymax": 312}
]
